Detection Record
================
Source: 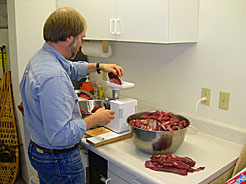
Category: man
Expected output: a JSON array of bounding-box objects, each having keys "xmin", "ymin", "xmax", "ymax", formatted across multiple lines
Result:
[{"xmin": 20, "ymin": 7, "xmax": 123, "ymax": 184}]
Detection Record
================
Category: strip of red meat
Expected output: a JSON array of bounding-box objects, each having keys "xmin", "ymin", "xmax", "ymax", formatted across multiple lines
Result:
[
  {"xmin": 108, "ymin": 72, "xmax": 122, "ymax": 85},
  {"xmin": 91, "ymin": 106, "xmax": 100, "ymax": 113},
  {"xmin": 145, "ymin": 161, "xmax": 188, "ymax": 175},
  {"xmin": 173, "ymin": 155, "xmax": 196, "ymax": 167},
  {"xmin": 80, "ymin": 107, "xmax": 100, "ymax": 114},
  {"xmin": 160, "ymin": 153, "xmax": 195, "ymax": 166},
  {"xmin": 151, "ymin": 154, "xmax": 192, "ymax": 171},
  {"xmin": 145, "ymin": 152, "xmax": 205, "ymax": 176},
  {"xmin": 80, "ymin": 109, "xmax": 87, "ymax": 113}
]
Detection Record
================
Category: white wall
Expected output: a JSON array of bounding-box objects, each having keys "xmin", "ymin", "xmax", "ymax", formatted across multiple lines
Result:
[
  {"xmin": 89, "ymin": 0, "xmax": 246, "ymax": 130},
  {"xmin": 6, "ymin": 0, "xmax": 246, "ymax": 181},
  {"xmin": 7, "ymin": 0, "xmax": 56, "ymax": 182}
]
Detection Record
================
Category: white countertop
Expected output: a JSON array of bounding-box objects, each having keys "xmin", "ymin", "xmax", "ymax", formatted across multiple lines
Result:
[{"xmin": 81, "ymin": 130, "xmax": 243, "ymax": 184}]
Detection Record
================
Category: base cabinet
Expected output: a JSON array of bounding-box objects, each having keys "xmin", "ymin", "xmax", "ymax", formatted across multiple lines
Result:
[
  {"xmin": 107, "ymin": 171, "xmax": 129, "ymax": 184},
  {"xmin": 86, "ymin": 150, "xmax": 146, "ymax": 184},
  {"xmin": 107, "ymin": 162, "xmax": 147, "ymax": 184},
  {"xmin": 88, "ymin": 150, "xmax": 108, "ymax": 184}
]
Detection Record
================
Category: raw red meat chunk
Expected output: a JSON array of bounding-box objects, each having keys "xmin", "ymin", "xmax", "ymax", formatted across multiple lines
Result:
[
  {"xmin": 129, "ymin": 110, "xmax": 189, "ymax": 131},
  {"xmin": 108, "ymin": 72, "xmax": 122, "ymax": 85},
  {"xmin": 145, "ymin": 152, "xmax": 205, "ymax": 175},
  {"xmin": 80, "ymin": 106, "xmax": 100, "ymax": 114}
]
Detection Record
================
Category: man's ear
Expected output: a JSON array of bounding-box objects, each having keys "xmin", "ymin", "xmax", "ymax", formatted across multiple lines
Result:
[{"xmin": 66, "ymin": 36, "xmax": 74, "ymax": 46}]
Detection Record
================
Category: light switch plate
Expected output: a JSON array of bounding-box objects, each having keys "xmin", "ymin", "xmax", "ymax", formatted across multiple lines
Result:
[{"xmin": 219, "ymin": 91, "xmax": 230, "ymax": 110}]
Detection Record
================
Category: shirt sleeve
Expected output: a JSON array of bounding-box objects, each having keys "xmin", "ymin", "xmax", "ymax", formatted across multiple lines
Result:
[
  {"xmin": 68, "ymin": 60, "xmax": 88, "ymax": 81},
  {"xmin": 39, "ymin": 75, "xmax": 86, "ymax": 148}
]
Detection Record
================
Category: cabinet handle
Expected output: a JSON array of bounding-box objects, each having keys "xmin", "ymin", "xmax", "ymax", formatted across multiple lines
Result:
[
  {"xmin": 116, "ymin": 19, "xmax": 120, "ymax": 35},
  {"xmin": 131, "ymin": 178, "xmax": 145, "ymax": 184},
  {"xmin": 110, "ymin": 19, "xmax": 116, "ymax": 35},
  {"xmin": 105, "ymin": 178, "xmax": 111, "ymax": 184}
]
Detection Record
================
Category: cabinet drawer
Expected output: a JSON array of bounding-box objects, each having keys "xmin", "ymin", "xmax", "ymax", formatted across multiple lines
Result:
[
  {"xmin": 108, "ymin": 162, "xmax": 147, "ymax": 184},
  {"xmin": 107, "ymin": 171, "xmax": 129, "ymax": 184}
]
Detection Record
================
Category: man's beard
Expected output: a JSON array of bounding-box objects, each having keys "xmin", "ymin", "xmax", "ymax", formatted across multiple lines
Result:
[{"xmin": 69, "ymin": 37, "xmax": 78, "ymax": 60}]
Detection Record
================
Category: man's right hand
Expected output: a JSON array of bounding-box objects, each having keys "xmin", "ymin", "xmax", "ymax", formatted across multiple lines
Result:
[{"xmin": 83, "ymin": 107, "xmax": 115, "ymax": 130}]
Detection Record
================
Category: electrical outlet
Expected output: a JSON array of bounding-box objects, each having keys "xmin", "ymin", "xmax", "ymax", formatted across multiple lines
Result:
[
  {"xmin": 201, "ymin": 87, "xmax": 211, "ymax": 105},
  {"xmin": 219, "ymin": 91, "xmax": 230, "ymax": 110}
]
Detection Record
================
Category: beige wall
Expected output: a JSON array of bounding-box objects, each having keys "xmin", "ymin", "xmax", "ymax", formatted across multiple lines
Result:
[
  {"xmin": 88, "ymin": 0, "xmax": 246, "ymax": 130},
  {"xmin": 7, "ymin": 0, "xmax": 56, "ymax": 182},
  {"xmin": 6, "ymin": 0, "xmax": 246, "ymax": 181}
]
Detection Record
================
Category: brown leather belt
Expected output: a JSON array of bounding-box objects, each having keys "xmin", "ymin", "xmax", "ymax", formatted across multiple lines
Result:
[{"xmin": 33, "ymin": 142, "xmax": 79, "ymax": 154}]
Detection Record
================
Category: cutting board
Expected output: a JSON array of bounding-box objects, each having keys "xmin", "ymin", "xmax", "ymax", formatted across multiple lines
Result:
[{"xmin": 86, "ymin": 127, "xmax": 131, "ymax": 147}]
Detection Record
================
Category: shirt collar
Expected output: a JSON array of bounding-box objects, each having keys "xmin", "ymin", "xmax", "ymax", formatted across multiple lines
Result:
[{"xmin": 42, "ymin": 42, "xmax": 71, "ymax": 74}]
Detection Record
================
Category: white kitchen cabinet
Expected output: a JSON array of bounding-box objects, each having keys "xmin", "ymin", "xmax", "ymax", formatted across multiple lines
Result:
[
  {"xmin": 107, "ymin": 162, "xmax": 147, "ymax": 184},
  {"xmin": 81, "ymin": 0, "xmax": 116, "ymax": 41},
  {"xmin": 107, "ymin": 171, "xmax": 128, "ymax": 184},
  {"xmin": 81, "ymin": 0, "xmax": 199, "ymax": 43}
]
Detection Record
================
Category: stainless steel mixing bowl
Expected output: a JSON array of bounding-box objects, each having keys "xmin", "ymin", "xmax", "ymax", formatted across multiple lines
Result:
[
  {"xmin": 127, "ymin": 112, "xmax": 190, "ymax": 155},
  {"xmin": 78, "ymin": 100, "xmax": 105, "ymax": 118}
]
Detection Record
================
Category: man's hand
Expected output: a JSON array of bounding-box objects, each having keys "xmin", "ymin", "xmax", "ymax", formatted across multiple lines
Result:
[
  {"xmin": 88, "ymin": 63, "xmax": 123, "ymax": 77},
  {"xmin": 100, "ymin": 64, "xmax": 123, "ymax": 77},
  {"xmin": 84, "ymin": 107, "xmax": 115, "ymax": 130}
]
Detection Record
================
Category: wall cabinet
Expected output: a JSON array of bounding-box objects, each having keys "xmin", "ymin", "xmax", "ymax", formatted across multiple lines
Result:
[{"xmin": 81, "ymin": 0, "xmax": 199, "ymax": 44}]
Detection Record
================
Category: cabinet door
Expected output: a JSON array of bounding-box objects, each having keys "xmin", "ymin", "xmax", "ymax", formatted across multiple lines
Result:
[
  {"xmin": 116, "ymin": 0, "xmax": 169, "ymax": 43},
  {"xmin": 108, "ymin": 162, "xmax": 147, "ymax": 184},
  {"xmin": 168, "ymin": 0, "xmax": 199, "ymax": 43},
  {"xmin": 81, "ymin": 0, "xmax": 117, "ymax": 40},
  {"xmin": 107, "ymin": 171, "xmax": 129, "ymax": 184},
  {"xmin": 80, "ymin": 0, "xmax": 198, "ymax": 43}
]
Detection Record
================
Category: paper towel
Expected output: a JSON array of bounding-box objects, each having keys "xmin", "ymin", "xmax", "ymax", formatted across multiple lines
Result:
[{"xmin": 81, "ymin": 42, "xmax": 112, "ymax": 57}]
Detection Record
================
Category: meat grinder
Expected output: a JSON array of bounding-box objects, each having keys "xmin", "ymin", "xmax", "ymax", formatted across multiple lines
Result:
[{"xmin": 105, "ymin": 81, "xmax": 137, "ymax": 133}]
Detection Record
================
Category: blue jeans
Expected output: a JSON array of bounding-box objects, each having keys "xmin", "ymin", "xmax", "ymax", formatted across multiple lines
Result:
[{"xmin": 28, "ymin": 141, "xmax": 85, "ymax": 184}]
